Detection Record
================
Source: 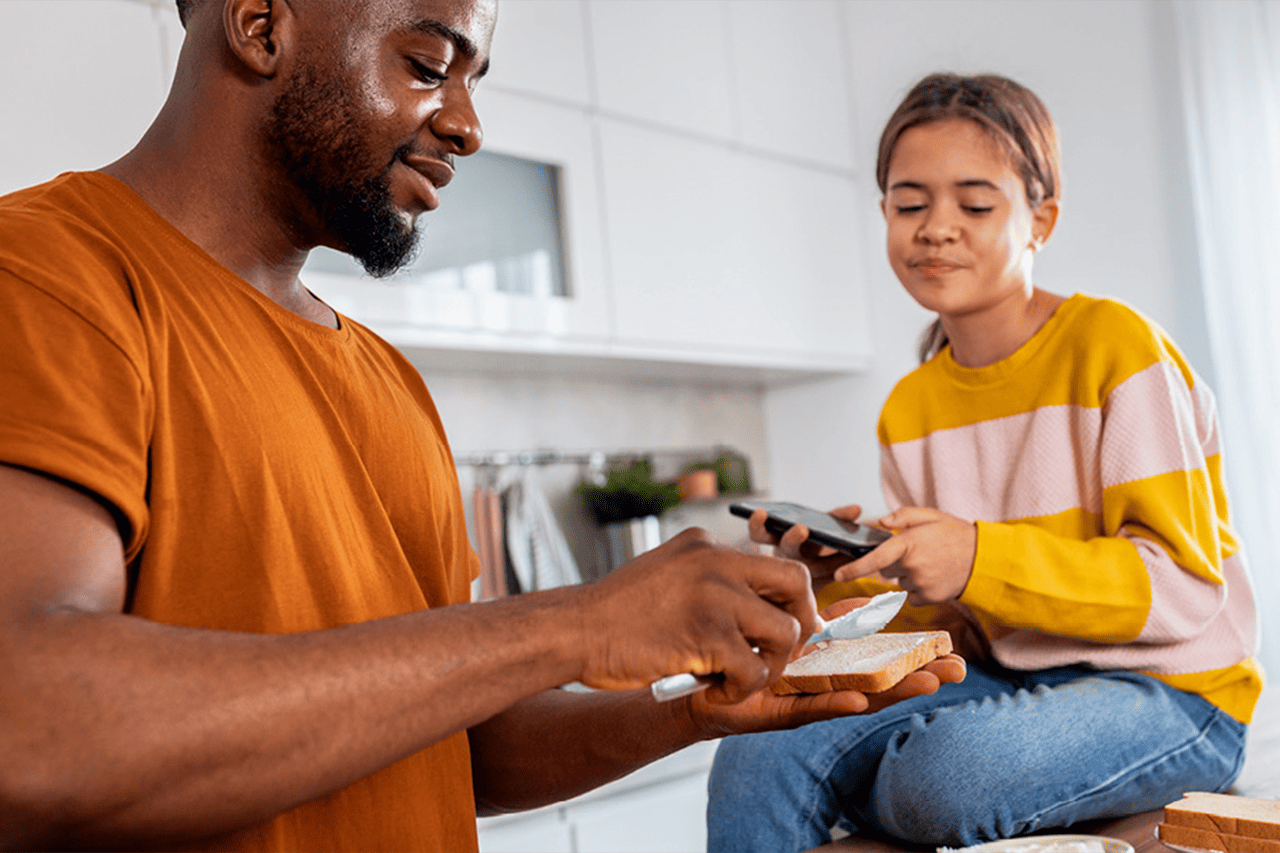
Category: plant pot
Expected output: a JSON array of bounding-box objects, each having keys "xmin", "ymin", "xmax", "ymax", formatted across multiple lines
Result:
[{"xmin": 678, "ymin": 469, "xmax": 719, "ymax": 501}]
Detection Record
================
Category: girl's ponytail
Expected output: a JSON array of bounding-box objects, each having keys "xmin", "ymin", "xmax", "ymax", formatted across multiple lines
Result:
[{"xmin": 918, "ymin": 319, "xmax": 949, "ymax": 363}]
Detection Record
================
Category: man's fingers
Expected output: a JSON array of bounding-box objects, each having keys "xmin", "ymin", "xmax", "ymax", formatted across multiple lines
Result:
[
  {"xmin": 922, "ymin": 653, "xmax": 967, "ymax": 685},
  {"xmin": 818, "ymin": 597, "xmax": 870, "ymax": 622},
  {"xmin": 737, "ymin": 552, "xmax": 820, "ymax": 637}
]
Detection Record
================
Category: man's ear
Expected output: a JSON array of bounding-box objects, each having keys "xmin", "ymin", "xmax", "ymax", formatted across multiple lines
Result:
[
  {"xmin": 223, "ymin": 0, "xmax": 291, "ymax": 78},
  {"xmin": 1030, "ymin": 197, "xmax": 1060, "ymax": 249}
]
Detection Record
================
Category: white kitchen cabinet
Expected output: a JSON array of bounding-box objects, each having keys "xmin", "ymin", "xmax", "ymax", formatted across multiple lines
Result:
[
  {"xmin": 0, "ymin": 0, "xmax": 170, "ymax": 196},
  {"xmin": 569, "ymin": 772, "xmax": 709, "ymax": 853},
  {"xmin": 588, "ymin": 0, "xmax": 737, "ymax": 140},
  {"xmin": 598, "ymin": 119, "xmax": 872, "ymax": 370},
  {"xmin": 476, "ymin": 739, "xmax": 718, "ymax": 853},
  {"xmin": 727, "ymin": 0, "xmax": 858, "ymax": 172},
  {"xmin": 486, "ymin": 0, "xmax": 592, "ymax": 106}
]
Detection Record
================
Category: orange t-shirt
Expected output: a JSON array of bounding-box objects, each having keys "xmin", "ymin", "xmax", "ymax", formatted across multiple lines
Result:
[{"xmin": 0, "ymin": 173, "xmax": 482, "ymax": 851}]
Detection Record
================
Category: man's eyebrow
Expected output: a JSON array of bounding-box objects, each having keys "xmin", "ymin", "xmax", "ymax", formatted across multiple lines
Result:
[{"xmin": 403, "ymin": 19, "xmax": 491, "ymax": 77}]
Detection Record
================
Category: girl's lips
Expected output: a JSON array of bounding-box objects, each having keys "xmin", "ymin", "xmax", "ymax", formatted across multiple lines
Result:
[{"xmin": 917, "ymin": 263, "xmax": 959, "ymax": 278}]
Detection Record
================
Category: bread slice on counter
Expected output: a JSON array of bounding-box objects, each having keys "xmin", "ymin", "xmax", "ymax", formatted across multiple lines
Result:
[
  {"xmin": 770, "ymin": 630, "xmax": 952, "ymax": 695},
  {"xmin": 1157, "ymin": 821, "xmax": 1280, "ymax": 852},
  {"xmin": 1159, "ymin": 791, "xmax": 1280, "ymax": 852}
]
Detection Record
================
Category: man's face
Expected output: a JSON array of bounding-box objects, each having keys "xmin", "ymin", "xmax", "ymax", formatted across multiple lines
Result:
[{"xmin": 265, "ymin": 0, "xmax": 495, "ymax": 278}]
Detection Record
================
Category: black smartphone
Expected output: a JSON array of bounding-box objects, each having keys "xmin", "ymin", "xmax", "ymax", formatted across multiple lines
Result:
[{"xmin": 729, "ymin": 501, "xmax": 890, "ymax": 557}]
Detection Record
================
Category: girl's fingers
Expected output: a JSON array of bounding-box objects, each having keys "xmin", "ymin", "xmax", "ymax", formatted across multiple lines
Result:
[
  {"xmin": 878, "ymin": 506, "xmax": 943, "ymax": 530},
  {"xmin": 833, "ymin": 535, "xmax": 907, "ymax": 582}
]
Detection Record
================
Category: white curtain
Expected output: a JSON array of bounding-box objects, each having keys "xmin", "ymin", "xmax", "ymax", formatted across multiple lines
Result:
[{"xmin": 1173, "ymin": 0, "xmax": 1280, "ymax": 675}]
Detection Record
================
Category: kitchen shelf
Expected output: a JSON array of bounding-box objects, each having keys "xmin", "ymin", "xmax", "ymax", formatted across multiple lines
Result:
[{"xmin": 365, "ymin": 320, "xmax": 871, "ymax": 387}]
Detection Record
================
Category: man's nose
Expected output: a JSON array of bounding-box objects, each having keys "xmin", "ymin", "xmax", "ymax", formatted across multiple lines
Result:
[{"xmin": 430, "ymin": 86, "xmax": 483, "ymax": 156}]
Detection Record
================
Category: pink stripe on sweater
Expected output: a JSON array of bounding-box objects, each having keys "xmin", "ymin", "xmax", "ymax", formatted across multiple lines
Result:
[
  {"xmin": 885, "ymin": 406, "xmax": 1103, "ymax": 521},
  {"xmin": 884, "ymin": 362, "xmax": 1220, "ymax": 523},
  {"xmin": 1101, "ymin": 361, "xmax": 1215, "ymax": 489}
]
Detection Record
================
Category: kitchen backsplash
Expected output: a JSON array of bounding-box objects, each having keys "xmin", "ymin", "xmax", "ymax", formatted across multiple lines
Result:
[{"xmin": 410, "ymin": 361, "xmax": 771, "ymax": 584}]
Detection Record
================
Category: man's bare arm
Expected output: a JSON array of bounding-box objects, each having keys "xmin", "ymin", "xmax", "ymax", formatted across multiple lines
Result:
[{"xmin": 0, "ymin": 464, "xmax": 818, "ymax": 850}]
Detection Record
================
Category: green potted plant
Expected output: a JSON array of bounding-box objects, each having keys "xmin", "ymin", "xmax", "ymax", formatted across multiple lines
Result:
[{"xmin": 576, "ymin": 459, "xmax": 681, "ymax": 572}]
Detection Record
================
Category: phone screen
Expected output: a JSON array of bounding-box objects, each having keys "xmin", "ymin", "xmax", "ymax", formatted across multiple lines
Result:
[{"xmin": 729, "ymin": 501, "xmax": 890, "ymax": 557}]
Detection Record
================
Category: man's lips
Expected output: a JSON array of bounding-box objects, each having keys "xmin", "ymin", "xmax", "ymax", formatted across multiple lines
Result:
[{"xmin": 398, "ymin": 153, "xmax": 455, "ymax": 212}]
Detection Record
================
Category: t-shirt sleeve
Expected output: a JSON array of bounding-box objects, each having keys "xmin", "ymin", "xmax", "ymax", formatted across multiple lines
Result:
[{"xmin": 0, "ymin": 269, "xmax": 152, "ymax": 557}]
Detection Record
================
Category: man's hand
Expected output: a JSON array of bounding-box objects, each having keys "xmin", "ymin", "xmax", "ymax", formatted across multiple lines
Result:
[
  {"xmin": 686, "ymin": 654, "xmax": 967, "ymax": 737},
  {"xmin": 574, "ymin": 528, "xmax": 820, "ymax": 704},
  {"xmin": 682, "ymin": 594, "xmax": 964, "ymax": 734},
  {"xmin": 836, "ymin": 507, "xmax": 976, "ymax": 605}
]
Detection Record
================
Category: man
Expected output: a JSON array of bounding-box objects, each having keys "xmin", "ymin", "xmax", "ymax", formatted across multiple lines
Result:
[{"xmin": 0, "ymin": 1, "xmax": 963, "ymax": 850}]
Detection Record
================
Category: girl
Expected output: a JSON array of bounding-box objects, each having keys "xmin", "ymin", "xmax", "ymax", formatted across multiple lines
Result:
[{"xmin": 706, "ymin": 73, "xmax": 1261, "ymax": 851}]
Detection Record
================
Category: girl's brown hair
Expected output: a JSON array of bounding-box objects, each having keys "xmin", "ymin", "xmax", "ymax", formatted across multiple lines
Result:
[{"xmin": 876, "ymin": 73, "xmax": 1062, "ymax": 362}]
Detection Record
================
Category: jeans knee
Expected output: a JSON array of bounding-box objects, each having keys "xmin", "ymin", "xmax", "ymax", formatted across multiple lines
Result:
[
  {"xmin": 867, "ymin": 713, "xmax": 1014, "ymax": 846},
  {"xmin": 708, "ymin": 732, "xmax": 808, "ymax": 811}
]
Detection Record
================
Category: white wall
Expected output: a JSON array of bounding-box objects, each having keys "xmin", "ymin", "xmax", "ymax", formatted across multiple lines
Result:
[{"xmin": 764, "ymin": 0, "xmax": 1215, "ymax": 518}]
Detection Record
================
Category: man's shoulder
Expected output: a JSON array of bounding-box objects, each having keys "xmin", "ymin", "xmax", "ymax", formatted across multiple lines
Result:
[
  {"xmin": 0, "ymin": 172, "xmax": 135, "ymax": 275},
  {"xmin": 0, "ymin": 172, "xmax": 159, "ymax": 344}
]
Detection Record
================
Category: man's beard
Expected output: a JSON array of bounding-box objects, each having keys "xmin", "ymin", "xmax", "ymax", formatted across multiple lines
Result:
[{"xmin": 265, "ymin": 64, "xmax": 419, "ymax": 278}]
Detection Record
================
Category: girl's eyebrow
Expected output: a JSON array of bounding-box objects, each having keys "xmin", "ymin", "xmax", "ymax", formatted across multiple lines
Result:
[{"xmin": 888, "ymin": 179, "xmax": 1001, "ymax": 192}]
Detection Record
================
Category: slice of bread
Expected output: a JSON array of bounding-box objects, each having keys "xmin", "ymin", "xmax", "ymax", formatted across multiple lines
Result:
[
  {"xmin": 770, "ymin": 630, "xmax": 952, "ymax": 695},
  {"xmin": 1164, "ymin": 792, "xmax": 1280, "ymax": 841},
  {"xmin": 1158, "ymin": 821, "xmax": 1280, "ymax": 852}
]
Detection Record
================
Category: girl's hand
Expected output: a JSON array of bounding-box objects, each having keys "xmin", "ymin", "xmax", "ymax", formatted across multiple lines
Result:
[
  {"xmin": 835, "ymin": 507, "xmax": 976, "ymax": 605},
  {"xmin": 746, "ymin": 505, "xmax": 863, "ymax": 593}
]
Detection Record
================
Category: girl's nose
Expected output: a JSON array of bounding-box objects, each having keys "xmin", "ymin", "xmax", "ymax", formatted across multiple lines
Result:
[{"xmin": 918, "ymin": 209, "xmax": 959, "ymax": 244}]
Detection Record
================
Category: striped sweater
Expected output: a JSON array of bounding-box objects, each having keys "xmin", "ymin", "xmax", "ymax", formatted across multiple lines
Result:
[{"xmin": 827, "ymin": 294, "xmax": 1261, "ymax": 723}]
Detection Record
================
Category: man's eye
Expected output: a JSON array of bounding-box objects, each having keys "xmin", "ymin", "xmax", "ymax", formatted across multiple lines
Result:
[{"xmin": 409, "ymin": 59, "xmax": 448, "ymax": 85}]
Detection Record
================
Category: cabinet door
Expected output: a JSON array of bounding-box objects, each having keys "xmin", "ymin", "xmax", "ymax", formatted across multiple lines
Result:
[
  {"xmin": 588, "ymin": 0, "xmax": 736, "ymax": 140},
  {"xmin": 477, "ymin": 809, "xmax": 573, "ymax": 853},
  {"xmin": 569, "ymin": 772, "xmax": 710, "ymax": 853},
  {"xmin": 599, "ymin": 119, "xmax": 871, "ymax": 369},
  {"xmin": 0, "ymin": 0, "xmax": 169, "ymax": 195},
  {"xmin": 727, "ymin": 0, "xmax": 857, "ymax": 171},
  {"xmin": 486, "ymin": 0, "xmax": 591, "ymax": 106}
]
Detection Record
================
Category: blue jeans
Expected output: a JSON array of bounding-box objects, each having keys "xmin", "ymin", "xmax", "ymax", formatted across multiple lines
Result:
[{"xmin": 707, "ymin": 663, "xmax": 1246, "ymax": 852}]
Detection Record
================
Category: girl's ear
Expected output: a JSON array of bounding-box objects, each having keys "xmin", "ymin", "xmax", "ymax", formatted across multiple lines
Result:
[
  {"xmin": 1030, "ymin": 198, "xmax": 1060, "ymax": 249},
  {"xmin": 880, "ymin": 196, "xmax": 889, "ymax": 222}
]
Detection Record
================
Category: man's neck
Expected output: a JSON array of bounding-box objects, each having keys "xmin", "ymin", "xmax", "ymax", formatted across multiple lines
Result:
[{"xmin": 101, "ymin": 125, "xmax": 338, "ymax": 330}]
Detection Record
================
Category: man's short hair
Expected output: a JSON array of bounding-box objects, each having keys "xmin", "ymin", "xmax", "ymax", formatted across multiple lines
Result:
[{"xmin": 175, "ymin": 0, "xmax": 197, "ymax": 28}]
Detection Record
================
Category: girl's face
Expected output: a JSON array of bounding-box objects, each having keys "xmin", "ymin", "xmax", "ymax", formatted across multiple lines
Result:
[{"xmin": 881, "ymin": 118, "xmax": 1057, "ymax": 321}]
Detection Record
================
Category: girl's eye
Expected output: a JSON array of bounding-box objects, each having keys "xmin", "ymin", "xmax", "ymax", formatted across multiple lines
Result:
[
  {"xmin": 895, "ymin": 205, "xmax": 926, "ymax": 214},
  {"xmin": 963, "ymin": 206, "xmax": 994, "ymax": 214}
]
